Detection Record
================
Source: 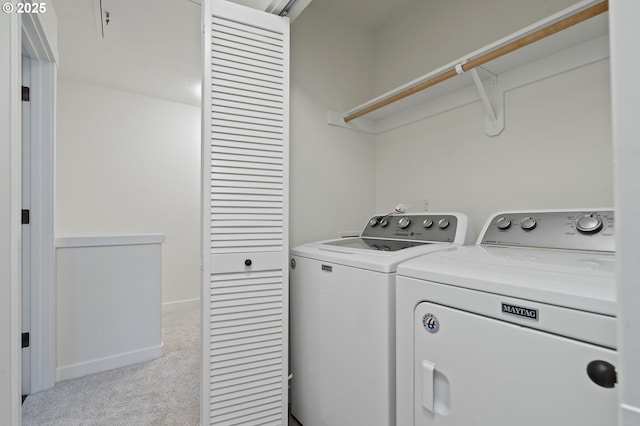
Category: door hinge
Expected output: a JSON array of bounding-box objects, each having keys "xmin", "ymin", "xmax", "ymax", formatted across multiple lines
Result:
[
  {"xmin": 22, "ymin": 332, "xmax": 29, "ymax": 349},
  {"xmin": 22, "ymin": 86, "xmax": 30, "ymax": 102},
  {"xmin": 21, "ymin": 209, "xmax": 30, "ymax": 225}
]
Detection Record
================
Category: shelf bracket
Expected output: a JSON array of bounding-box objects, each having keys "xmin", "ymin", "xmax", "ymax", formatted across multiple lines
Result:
[{"xmin": 468, "ymin": 67, "xmax": 504, "ymax": 136}]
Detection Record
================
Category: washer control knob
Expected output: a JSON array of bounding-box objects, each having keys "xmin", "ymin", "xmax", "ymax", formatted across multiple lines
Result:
[
  {"xmin": 369, "ymin": 218, "xmax": 378, "ymax": 227},
  {"xmin": 576, "ymin": 214, "xmax": 603, "ymax": 234},
  {"xmin": 496, "ymin": 217, "xmax": 511, "ymax": 230},
  {"xmin": 423, "ymin": 218, "xmax": 434, "ymax": 228},
  {"xmin": 380, "ymin": 218, "xmax": 389, "ymax": 227},
  {"xmin": 438, "ymin": 218, "xmax": 450, "ymax": 229},
  {"xmin": 398, "ymin": 217, "xmax": 411, "ymax": 229},
  {"xmin": 520, "ymin": 217, "xmax": 537, "ymax": 231}
]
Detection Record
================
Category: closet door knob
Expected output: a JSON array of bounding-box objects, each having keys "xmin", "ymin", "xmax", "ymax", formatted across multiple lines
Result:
[{"xmin": 244, "ymin": 259, "xmax": 252, "ymax": 267}]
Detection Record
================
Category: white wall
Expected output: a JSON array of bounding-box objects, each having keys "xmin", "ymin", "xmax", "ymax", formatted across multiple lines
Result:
[
  {"xmin": 373, "ymin": 0, "xmax": 578, "ymax": 95},
  {"xmin": 56, "ymin": 79, "xmax": 201, "ymax": 303},
  {"xmin": 372, "ymin": 1, "xmax": 612, "ymax": 234},
  {"xmin": 56, "ymin": 237, "xmax": 163, "ymax": 381},
  {"xmin": 289, "ymin": 1, "xmax": 377, "ymax": 247},
  {"xmin": 375, "ymin": 60, "xmax": 612, "ymax": 233}
]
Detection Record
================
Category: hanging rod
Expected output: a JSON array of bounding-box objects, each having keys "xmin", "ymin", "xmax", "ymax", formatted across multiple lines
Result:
[{"xmin": 343, "ymin": 0, "xmax": 609, "ymax": 123}]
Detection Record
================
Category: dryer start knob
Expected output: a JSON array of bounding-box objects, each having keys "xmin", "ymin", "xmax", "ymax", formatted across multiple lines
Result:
[
  {"xmin": 438, "ymin": 218, "xmax": 449, "ymax": 229},
  {"xmin": 576, "ymin": 214, "xmax": 603, "ymax": 234}
]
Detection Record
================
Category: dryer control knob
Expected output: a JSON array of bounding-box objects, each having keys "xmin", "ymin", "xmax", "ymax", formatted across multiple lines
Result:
[
  {"xmin": 398, "ymin": 217, "xmax": 411, "ymax": 229},
  {"xmin": 380, "ymin": 218, "xmax": 389, "ymax": 227},
  {"xmin": 520, "ymin": 217, "xmax": 537, "ymax": 230},
  {"xmin": 423, "ymin": 218, "xmax": 433, "ymax": 228},
  {"xmin": 576, "ymin": 215, "xmax": 603, "ymax": 234},
  {"xmin": 496, "ymin": 217, "xmax": 511, "ymax": 230},
  {"xmin": 438, "ymin": 218, "xmax": 449, "ymax": 229},
  {"xmin": 369, "ymin": 218, "xmax": 379, "ymax": 227}
]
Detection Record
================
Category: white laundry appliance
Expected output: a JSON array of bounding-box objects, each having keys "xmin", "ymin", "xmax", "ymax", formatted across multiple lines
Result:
[
  {"xmin": 396, "ymin": 209, "xmax": 617, "ymax": 426},
  {"xmin": 290, "ymin": 212, "xmax": 474, "ymax": 426}
]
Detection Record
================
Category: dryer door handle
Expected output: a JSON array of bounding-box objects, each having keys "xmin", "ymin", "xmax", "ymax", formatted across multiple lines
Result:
[
  {"xmin": 586, "ymin": 360, "xmax": 617, "ymax": 388},
  {"xmin": 421, "ymin": 360, "xmax": 435, "ymax": 412}
]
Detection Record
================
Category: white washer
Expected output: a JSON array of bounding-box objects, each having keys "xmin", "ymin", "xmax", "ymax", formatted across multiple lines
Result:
[
  {"xmin": 290, "ymin": 213, "xmax": 474, "ymax": 426},
  {"xmin": 396, "ymin": 209, "xmax": 618, "ymax": 426}
]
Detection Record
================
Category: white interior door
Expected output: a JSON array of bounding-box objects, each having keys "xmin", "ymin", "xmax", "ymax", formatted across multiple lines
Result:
[
  {"xmin": 201, "ymin": 1, "xmax": 289, "ymax": 424},
  {"xmin": 21, "ymin": 54, "xmax": 31, "ymax": 398}
]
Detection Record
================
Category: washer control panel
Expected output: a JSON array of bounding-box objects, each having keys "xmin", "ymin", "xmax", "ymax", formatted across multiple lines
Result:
[
  {"xmin": 481, "ymin": 210, "xmax": 614, "ymax": 252},
  {"xmin": 362, "ymin": 213, "xmax": 459, "ymax": 243}
]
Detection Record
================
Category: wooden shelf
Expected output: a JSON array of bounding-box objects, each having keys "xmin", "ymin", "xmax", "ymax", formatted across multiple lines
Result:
[{"xmin": 328, "ymin": 0, "xmax": 609, "ymax": 135}]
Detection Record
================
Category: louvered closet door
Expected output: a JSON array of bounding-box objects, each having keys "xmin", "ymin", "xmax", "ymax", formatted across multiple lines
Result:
[{"xmin": 202, "ymin": 1, "xmax": 289, "ymax": 425}]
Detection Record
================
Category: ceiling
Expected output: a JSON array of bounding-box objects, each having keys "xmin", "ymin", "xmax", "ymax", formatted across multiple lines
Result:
[
  {"xmin": 51, "ymin": 0, "xmax": 414, "ymax": 106},
  {"xmin": 53, "ymin": 0, "xmax": 203, "ymax": 106},
  {"xmin": 319, "ymin": 0, "xmax": 415, "ymax": 29}
]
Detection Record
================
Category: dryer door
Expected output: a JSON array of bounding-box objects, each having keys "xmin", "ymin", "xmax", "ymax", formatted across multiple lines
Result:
[{"xmin": 413, "ymin": 302, "xmax": 617, "ymax": 425}]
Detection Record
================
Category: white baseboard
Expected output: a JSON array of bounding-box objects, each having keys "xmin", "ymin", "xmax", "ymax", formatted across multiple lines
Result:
[
  {"xmin": 162, "ymin": 298, "xmax": 200, "ymax": 307},
  {"xmin": 56, "ymin": 343, "xmax": 164, "ymax": 382}
]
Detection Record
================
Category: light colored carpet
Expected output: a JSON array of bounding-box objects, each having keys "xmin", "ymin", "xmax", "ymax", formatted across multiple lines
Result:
[{"xmin": 22, "ymin": 300, "xmax": 201, "ymax": 426}]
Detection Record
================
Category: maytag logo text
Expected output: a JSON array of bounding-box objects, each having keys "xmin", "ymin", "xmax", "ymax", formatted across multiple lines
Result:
[{"xmin": 501, "ymin": 303, "xmax": 538, "ymax": 321}]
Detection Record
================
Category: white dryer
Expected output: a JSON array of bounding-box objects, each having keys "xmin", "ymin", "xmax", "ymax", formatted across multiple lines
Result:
[
  {"xmin": 290, "ymin": 212, "xmax": 474, "ymax": 426},
  {"xmin": 396, "ymin": 209, "xmax": 617, "ymax": 426}
]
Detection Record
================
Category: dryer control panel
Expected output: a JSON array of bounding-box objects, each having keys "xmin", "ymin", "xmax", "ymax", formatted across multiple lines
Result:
[
  {"xmin": 481, "ymin": 209, "xmax": 614, "ymax": 252},
  {"xmin": 361, "ymin": 213, "xmax": 459, "ymax": 243}
]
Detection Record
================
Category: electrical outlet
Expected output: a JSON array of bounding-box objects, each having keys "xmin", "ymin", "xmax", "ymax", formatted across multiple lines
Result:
[{"xmin": 423, "ymin": 195, "xmax": 431, "ymax": 211}]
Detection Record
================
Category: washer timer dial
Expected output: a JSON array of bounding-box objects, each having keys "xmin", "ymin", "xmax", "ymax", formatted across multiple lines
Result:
[{"xmin": 575, "ymin": 214, "xmax": 603, "ymax": 234}]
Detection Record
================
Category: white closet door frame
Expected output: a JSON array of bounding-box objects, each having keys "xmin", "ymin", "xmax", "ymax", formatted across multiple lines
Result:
[{"xmin": 202, "ymin": 1, "xmax": 289, "ymax": 424}]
